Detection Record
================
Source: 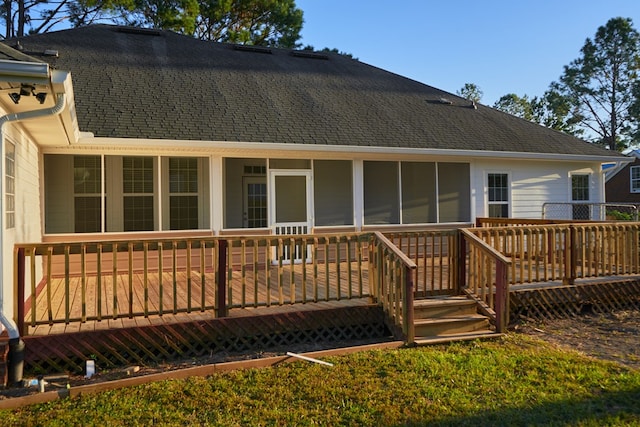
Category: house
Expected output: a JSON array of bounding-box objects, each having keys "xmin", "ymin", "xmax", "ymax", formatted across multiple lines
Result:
[
  {"xmin": 605, "ymin": 149, "xmax": 640, "ymax": 215},
  {"xmin": 0, "ymin": 25, "xmax": 628, "ymax": 339}
]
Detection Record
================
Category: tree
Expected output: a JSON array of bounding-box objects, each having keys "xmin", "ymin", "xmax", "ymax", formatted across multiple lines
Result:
[
  {"xmin": 493, "ymin": 90, "xmax": 581, "ymax": 137},
  {"xmin": 456, "ymin": 83, "xmax": 483, "ymax": 103},
  {"xmin": 1, "ymin": 0, "xmax": 302, "ymax": 49},
  {"xmin": 194, "ymin": 0, "xmax": 302, "ymax": 46},
  {"xmin": 493, "ymin": 93, "xmax": 536, "ymax": 121},
  {"xmin": 554, "ymin": 17, "xmax": 640, "ymax": 150}
]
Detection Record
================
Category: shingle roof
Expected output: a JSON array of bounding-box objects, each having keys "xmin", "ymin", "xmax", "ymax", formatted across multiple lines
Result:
[{"xmin": 4, "ymin": 25, "xmax": 622, "ymax": 158}]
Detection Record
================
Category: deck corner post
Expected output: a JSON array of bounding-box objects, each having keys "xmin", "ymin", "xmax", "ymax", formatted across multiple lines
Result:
[
  {"xmin": 216, "ymin": 240, "xmax": 228, "ymax": 318},
  {"xmin": 14, "ymin": 247, "xmax": 26, "ymax": 336},
  {"xmin": 404, "ymin": 265, "xmax": 415, "ymax": 345},
  {"xmin": 494, "ymin": 260, "xmax": 508, "ymax": 333}
]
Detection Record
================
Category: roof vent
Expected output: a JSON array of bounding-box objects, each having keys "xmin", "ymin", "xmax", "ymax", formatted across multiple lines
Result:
[
  {"xmin": 43, "ymin": 49, "xmax": 58, "ymax": 57},
  {"xmin": 290, "ymin": 50, "xmax": 329, "ymax": 60},
  {"xmin": 233, "ymin": 45, "xmax": 272, "ymax": 54},
  {"xmin": 115, "ymin": 27, "xmax": 162, "ymax": 36},
  {"xmin": 439, "ymin": 98, "xmax": 453, "ymax": 105}
]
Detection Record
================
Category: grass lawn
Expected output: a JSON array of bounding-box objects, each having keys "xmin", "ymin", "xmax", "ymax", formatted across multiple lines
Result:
[{"xmin": 2, "ymin": 334, "xmax": 639, "ymax": 426}]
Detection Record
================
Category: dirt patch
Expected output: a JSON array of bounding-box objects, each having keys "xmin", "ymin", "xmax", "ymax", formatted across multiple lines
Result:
[{"xmin": 513, "ymin": 309, "xmax": 640, "ymax": 370}]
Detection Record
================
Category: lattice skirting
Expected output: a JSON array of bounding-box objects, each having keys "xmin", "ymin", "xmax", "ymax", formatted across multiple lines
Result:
[
  {"xmin": 22, "ymin": 305, "xmax": 388, "ymax": 374},
  {"xmin": 510, "ymin": 278, "xmax": 640, "ymax": 322}
]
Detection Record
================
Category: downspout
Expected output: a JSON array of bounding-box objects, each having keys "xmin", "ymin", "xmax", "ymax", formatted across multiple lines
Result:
[{"xmin": 0, "ymin": 93, "xmax": 65, "ymax": 341}]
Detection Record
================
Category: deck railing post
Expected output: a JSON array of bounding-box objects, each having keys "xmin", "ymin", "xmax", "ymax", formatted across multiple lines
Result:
[
  {"xmin": 494, "ymin": 260, "xmax": 508, "ymax": 333},
  {"xmin": 404, "ymin": 265, "xmax": 415, "ymax": 345},
  {"xmin": 457, "ymin": 231, "xmax": 467, "ymax": 292},
  {"xmin": 14, "ymin": 247, "xmax": 26, "ymax": 336},
  {"xmin": 216, "ymin": 240, "xmax": 228, "ymax": 318},
  {"xmin": 565, "ymin": 225, "xmax": 576, "ymax": 286}
]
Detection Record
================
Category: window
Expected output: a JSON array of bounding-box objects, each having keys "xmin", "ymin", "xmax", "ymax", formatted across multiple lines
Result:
[
  {"xmin": 5, "ymin": 141, "xmax": 15, "ymax": 229},
  {"xmin": 571, "ymin": 174, "xmax": 590, "ymax": 220},
  {"xmin": 123, "ymin": 156, "xmax": 154, "ymax": 231},
  {"xmin": 169, "ymin": 157, "xmax": 198, "ymax": 230},
  {"xmin": 487, "ymin": 173, "xmax": 509, "ymax": 218},
  {"xmin": 74, "ymin": 156, "xmax": 102, "ymax": 233},
  {"xmin": 631, "ymin": 166, "xmax": 640, "ymax": 193}
]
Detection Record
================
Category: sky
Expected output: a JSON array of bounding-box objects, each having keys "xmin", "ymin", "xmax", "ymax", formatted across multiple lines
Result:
[{"xmin": 295, "ymin": 1, "xmax": 640, "ymax": 106}]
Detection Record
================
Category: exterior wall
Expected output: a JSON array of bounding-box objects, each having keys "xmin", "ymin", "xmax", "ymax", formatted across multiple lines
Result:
[
  {"xmin": 2, "ymin": 126, "xmax": 43, "ymax": 324},
  {"xmin": 605, "ymin": 157, "xmax": 640, "ymax": 204},
  {"xmin": 472, "ymin": 159, "xmax": 604, "ymax": 220}
]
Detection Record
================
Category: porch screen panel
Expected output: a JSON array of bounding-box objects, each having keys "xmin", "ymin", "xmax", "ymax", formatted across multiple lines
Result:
[
  {"xmin": 401, "ymin": 162, "xmax": 436, "ymax": 224},
  {"xmin": 364, "ymin": 161, "xmax": 399, "ymax": 224},
  {"xmin": 44, "ymin": 155, "xmax": 102, "ymax": 234},
  {"xmin": 438, "ymin": 163, "xmax": 470, "ymax": 223},
  {"xmin": 314, "ymin": 160, "xmax": 353, "ymax": 226}
]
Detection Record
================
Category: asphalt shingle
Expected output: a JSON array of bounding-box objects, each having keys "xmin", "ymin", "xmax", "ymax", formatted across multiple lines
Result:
[{"xmin": 3, "ymin": 25, "xmax": 622, "ymax": 158}]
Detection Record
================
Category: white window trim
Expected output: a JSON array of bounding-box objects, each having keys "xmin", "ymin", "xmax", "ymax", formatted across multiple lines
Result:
[
  {"xmin": 486, "ymin": 171, "xmax": 511, "ymax": 218},
  {"xmin": 630, "ymin": 166, "xmax": 640, "ymax": 193}
]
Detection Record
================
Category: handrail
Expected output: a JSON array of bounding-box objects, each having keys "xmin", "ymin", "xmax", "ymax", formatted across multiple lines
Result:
[
  {"xmin": 370, "ymin": 231, "xmax": 417, "ymax": 344},
  {"xmin": 459, "ymin": 228, "xmax": 512, "ymax": 332}
]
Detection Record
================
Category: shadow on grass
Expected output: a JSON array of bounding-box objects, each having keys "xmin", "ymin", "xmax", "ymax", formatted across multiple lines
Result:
[{"xmin": 407, "ymin": 387, "xmax": 640, "ymax": 426}]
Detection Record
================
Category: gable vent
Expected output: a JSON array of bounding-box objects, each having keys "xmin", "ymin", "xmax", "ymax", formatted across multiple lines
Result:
[
  {"xmin": 116, "ymin": 27, "xmax": 162, "ymax": 36},
  {"xmin": 233, "ymin": 45, "xmax": 272, "ymax": 54},
  {"xmin": 290, "ymin": 51, "xmax": 329, "ymax": 60}
]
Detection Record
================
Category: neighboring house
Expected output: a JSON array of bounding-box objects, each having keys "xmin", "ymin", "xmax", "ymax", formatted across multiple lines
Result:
[
  {"xmin": 606, "ymin": 149, "xmax": 640, "ymax": 205},
  {"xmin": 0, "ymin": 25, "xmax": 628, "ymax": 335}
]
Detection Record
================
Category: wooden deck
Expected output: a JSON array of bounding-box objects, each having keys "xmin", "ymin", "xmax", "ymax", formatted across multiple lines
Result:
[{"xmin": 25, "ymin": 261, "xmax": 376, "ymax": 336}]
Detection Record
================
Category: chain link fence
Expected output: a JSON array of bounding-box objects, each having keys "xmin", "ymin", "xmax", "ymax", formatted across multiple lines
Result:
[{"xmin": 542, "ymin": 203, "xmax": 640, "ymax": 221}]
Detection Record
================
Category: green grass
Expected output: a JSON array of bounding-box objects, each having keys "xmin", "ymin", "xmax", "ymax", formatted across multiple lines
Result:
[{"xmin": 2, "ymin": 334, "xmax": 640, "ymax": 426}]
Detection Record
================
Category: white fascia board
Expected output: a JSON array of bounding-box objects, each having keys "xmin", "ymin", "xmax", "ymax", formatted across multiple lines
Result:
[{"xmin": 70, "ymin": 136, "xmax": 629, "ymax": 163}]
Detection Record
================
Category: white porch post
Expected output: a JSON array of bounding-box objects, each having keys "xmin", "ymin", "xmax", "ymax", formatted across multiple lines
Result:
[
  {"xmin": 353, "ymin": 159, "xmax": 364, "ymax": 231},
  {"xmin": 210, "ymin": 155, "xmax": 224, "ymax": 233}
]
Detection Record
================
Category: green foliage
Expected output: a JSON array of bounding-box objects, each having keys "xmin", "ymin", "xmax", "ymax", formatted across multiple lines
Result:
[
  {"xmin": 493, "ymin": 90, "xmax": 581, "ymax": 136},
  {"xmin": 194, "ymin": 0, "xmax": 303, "ymax": 47},
  {"xmin": 2, "ymin": 335, "xmax": 639, "ymax": 426},
  {"xmin": 555, "ymin": 17, "xmax": 640, "ymax": 150},
  {"xmin": 456, "ymin": 83, "xmax": 483, "ymax": 103},
  {"xmin": 606, "ymin": 209, "xmax": 634, "ymax": 221}
]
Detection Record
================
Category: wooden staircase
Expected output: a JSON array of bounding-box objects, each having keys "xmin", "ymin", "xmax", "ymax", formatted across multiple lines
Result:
[{"xmin": 412, "ymin": 295, "xmax": 502, "ymax": 345}]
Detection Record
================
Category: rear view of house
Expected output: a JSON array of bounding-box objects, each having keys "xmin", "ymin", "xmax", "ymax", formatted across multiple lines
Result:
[{"xmin": 0, "ymin": 25, "xmax": 627, "ymax": 350}]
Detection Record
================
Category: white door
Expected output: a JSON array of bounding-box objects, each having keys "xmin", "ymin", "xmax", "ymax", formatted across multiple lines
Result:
[{"xmin": 269, "ymin": 170, "xmax": 312, "ymax": 262}]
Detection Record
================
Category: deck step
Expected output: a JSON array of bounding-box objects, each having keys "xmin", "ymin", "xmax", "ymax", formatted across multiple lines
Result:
[
  {"xmin": 415, "ymin": 330, "xmax": 503, "ymax": 346},
  {"xmin": 414, "ymin": 314, "xmax": 489, "ymax": 336},
  {"xmin": 413, "ymin": 297, "xmax": 477, "ymax": 319}
]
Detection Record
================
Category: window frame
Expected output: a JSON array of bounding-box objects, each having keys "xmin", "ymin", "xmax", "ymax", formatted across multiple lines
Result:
[
  {"xmin": 630, "ymin": 166, "xmax": 640, "ymax": 193},
  {"xmin": 486, "ymin": 172, "xmax": 510, "ymax": 218}
]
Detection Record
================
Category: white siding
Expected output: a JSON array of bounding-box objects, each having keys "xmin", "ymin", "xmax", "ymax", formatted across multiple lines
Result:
[
  {"xmin": 2, "ymin": 127, "xmax": 43, "ymax": 323},
  {"xmin": 472, "ymin": 159, "xmax": 604, "ymax": 219}
]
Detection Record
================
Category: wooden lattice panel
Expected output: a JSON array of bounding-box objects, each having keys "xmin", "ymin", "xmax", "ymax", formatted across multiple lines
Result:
[
  {"xmin": 22, "ymin": 305, "xmax": 387, "ymax": 374},
  {"xmin": 510, "ymin": 278, "xmax": 640, "ymax": 322}
]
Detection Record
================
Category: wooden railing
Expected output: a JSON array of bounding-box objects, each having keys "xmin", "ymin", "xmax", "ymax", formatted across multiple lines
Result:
[
  {"xmin": 383, "ymin": 230, "xmax": 459, "ymax": 295},
  {"xmin": 468, "ymin": 222, "xmax": 640, "ymax": 286},
  {"xmin": 13, "ymin": 233, "xmax": 371, "ymax": 335},
  {"xmin": 369, "ymin": 232, "xmax": 417, "ymax": 344},
  {"xmin": 459, "ymin": 229, "xmax": 512, "ymax": 332}
]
